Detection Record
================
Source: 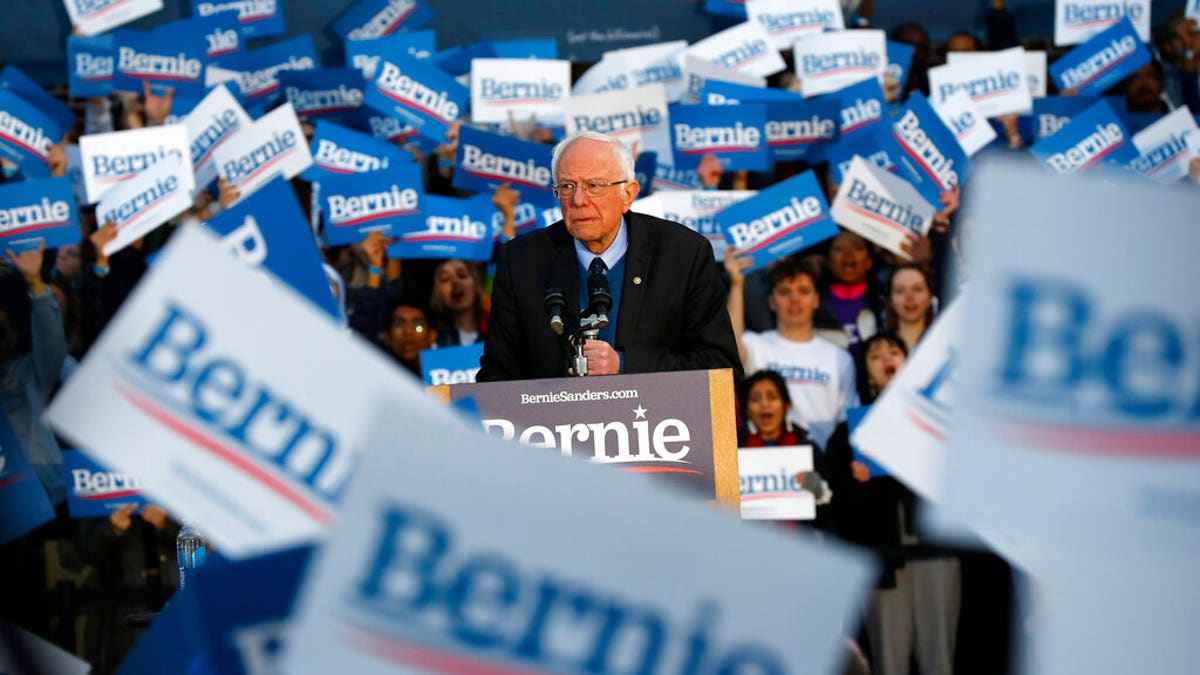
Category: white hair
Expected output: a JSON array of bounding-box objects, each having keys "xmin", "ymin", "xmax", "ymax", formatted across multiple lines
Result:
[{"xmin": 551, "ymin": 131, "xmax": 636, "ymax": 182}]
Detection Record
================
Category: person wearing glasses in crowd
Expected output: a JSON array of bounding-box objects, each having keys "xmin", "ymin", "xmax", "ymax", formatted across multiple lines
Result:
[{"xmin": 478, "ymin": 131, "xmax": 741, "ymax": 381}]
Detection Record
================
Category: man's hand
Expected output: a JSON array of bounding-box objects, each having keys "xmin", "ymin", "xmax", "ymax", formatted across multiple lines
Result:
[
  {"xmin": 140, "ymin": 504, "xmax": 168, "ymax": 531},
  {"xmin": 217, "ymin": 178, "xmax": 240, "ymax": 209},
  {"xmin": 933, "ymin": 185, "xmax": 960, "ymax": 232},
  {"xmin": 583, "ymin": 339, "xmax": 620, "ymax": 375},
  {"xmin": 6, "ymin": 241, "xmax": 45, "ymax": 295},
  {"xmin": 47, "ymin": 140, "xmax": 68, "ymax": 177},
  {"xmin": 723, "ymin": 245, "xmax": 753, "ymax": 287},
  {"xmin": 90, "ymin": 220, "xmax": 118, "ymax": 269},
  {"xmin": 109, "ymin": 504, "xmax": 137, "ymax": 534},
  {"xmin": 851, "ymin": 460, "xmax": 871, "ymax": 483}
]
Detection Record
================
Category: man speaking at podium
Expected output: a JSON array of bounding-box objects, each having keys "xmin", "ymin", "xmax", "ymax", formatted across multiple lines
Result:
[{"xmin": 477, "ymin": 132, "xmax": 741, "ymax": 382}]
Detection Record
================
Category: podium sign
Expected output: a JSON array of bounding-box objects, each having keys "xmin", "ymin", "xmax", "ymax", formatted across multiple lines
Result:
[{"xmin": 435, "ymin": 369, "xmax": 738, "ymax": 506}]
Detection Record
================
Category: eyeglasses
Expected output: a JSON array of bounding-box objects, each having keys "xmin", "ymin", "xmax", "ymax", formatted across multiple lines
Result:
[
  {"xmin": 390, "ymin": 318, "xmax": 427, "ymax": 333},
  {"xmin": 551, "ymin": 179, "xmax": 628, "ymax": 200}
]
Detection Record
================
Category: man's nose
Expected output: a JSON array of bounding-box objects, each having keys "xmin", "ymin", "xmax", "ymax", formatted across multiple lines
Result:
[{"xmin": 572, "ymin": 186, "xmax": 590, "ymax": 206}]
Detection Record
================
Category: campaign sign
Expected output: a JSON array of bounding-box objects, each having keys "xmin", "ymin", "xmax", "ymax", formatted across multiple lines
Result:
[
  {"xmin": 214, "ymin": 103, "xmax": 313, "ymax": 201},
  {"xmin": 887, "ymin": 39, "xmax": 915, "ymax": 96},
  {"xmin": 470, "ymin": 58, "xmax": 571, "ymax": 126},
  {"xmin": 946, "ymin": 47, "xmax": 1048, "ymax": 100},
  {"xmin": 45, "ymin": 226, "xmax": 461, "ymax": 558},
  {"xmin": 875, "ymin": 92, "xmax": 969, "ymax": 208},
  {"xmin": 321, "ymin": 163, "xmax": 423, "ymax": 245},
  {"xmin": 716, "ymin": 170, "xmax": 836, "ymax": 271},
  {"xmin": 1055, "ymin": 0, "xmax": 1150, "ymax": 46},
  {"xmin": 302, "ymin": 120, "xmax": 409, "ymax": 181},
  {"xmin": 794, "ymin": 30, "xmax": 886, "ymax": 99},
  {"xmin": 345, "ymin": 31, "xmax": 437, "ymax": 81},
  {"xmin": 941, "ymin": 158, "xmax": 1200, "ymax": 558},
  {"xmin": 928, "ymin": 47, "xmax": 1032, "ymax": 118},
  {"xmin": 154, "ymin": 13, "xmax": 242, "ymax": 60},
  {"xmin": 185, "ymin": 84, "xmax": 253, "ymax": 192},
  {"xmin": 746, "ymin": 0, "xmax": 843, "ymax": 50},
  {"xmin": 363, "ymin": 53, "xmax": 468, "ymax": 143},
  {"xmin": 487, "ymin": 200, "xmax": 543, "ymax": 239},
  {"xmin": 280, "ymin": 68, "xmax": 365, "ymax": 124},
  {"xmin": 421, "ymin": 343, "xmax": 484, "ymax": 386},
  {"xmin": 452, "ymin": 125, "xmax": 554, "ymax": 198},
  {"xmin": 389, "ymin": 193, "xmax": 493, "ymax": 260},
  {"xmin": 68, "ymin": 35, "xmax": 114, "ymax": 98},
  {"xmin": 283, "ymin": 387, "xmax": 874, "ymax": 675},
  {"xmin": 826, "ymin": 135, "xmax": 898, "ymax": 184},
  {"xmin": 766, "ymin": 97, "xmax": 841, "ymax": 162},
  {"xmin": 209, "ymin": 36, "xmax": 319, "ymax": 104},
  {"xmin": 1030, "ymin": 99, "xmax": 1138, "ymax": 175},
  {"xmin": 0, "ymin": 88, "xmax": 63, "ymax": 179},
  {"xmin": 0, "ymin": 619, "xmax": 91, "ymax": 675},
  {"xmin": 700, "ymin": 78, "xmax": 800, "ymax": 106},
  {"xmin": 63, "ymin": 0, "xmax": 162, "ymax": 37},
  {"xmin": 112, "ymin": 29, "xmax": 207, "ymax": 98},
  {"xmin": 1128, "ymin": 107, "xmax": 1198, "ymax": 184},
  {"xmin": 0, "ymin": 178, "xmax": 80, "ymax": 252},
  {"xmin": 830, "ymin": 155, "xmax": 936, "ymax": 259},
  {"xmin": 845, "ymin": 406, "xmax": 888, "ymax": 479},
  {"xmin": 932, "ymin": 91, "xmax": 998, "ymax": 157},
  {"xmin": 65, "ymin": 144, "xmax": 86, "ymax": 203},
  {"xmin": 435, "ymin": 40, "xmax": 497, "ymax": 77},
  {"xmin": 204, "ymin": 177, "xmax": 340, "ymax": 319},
  {"xmin": 80, "ymin": 123, "xmax": 189, "ymax": 204},
  {"xmin": 358, "ymin": 106, "xmax": 417, "ymax": 144},
  {"xmin": 686, "ymin": 20, "xmax": 787, "ymax": 79},
  {"xmin": 682, "ymin": 55, "xmax": 767, "ymax": 105},
  {"xmin": 578, "ymin": 41, "xmax": 688, "ymax": 102},
  {"xmin": 823, "ymin": 76, "xmax": 887, "ymax": 145},
  {"xmin": 1, "ymin": 66, "xmax": 73, "ymax": 135},
  {"xmin": 564, "ymin": 85, "xmax": 673, "ymax": 162},
  {"xmin": 96, "ymin": 155, "xmax": 193, "ymax": 257},
  {"xmin": 738, "ymin": 445, "xmax": 816, "ymax": 519},
  {"xmin": 192, "ymin": 0, "xmax": 284, "ymax": 38},
  {"xmin": 705, "ymin": 0, "xmax": 748, "ymax": 18},
  {"xmin": 63, "ymin": 449, "xmax": 146, "ymax": 517},
  {"xmin": 0, "ymin": 412, "xmax": 56, "ymax": 546},
  {"xmin": 492, "ymin": 38, "xmax": 558, "ymax": 60},
  {"xmin": 332, "ymin": 0, "xmax": 433, "ymax": 41},
  {"xmin": 670, "ymin": 103, "xmax": 769, "ymax": 171},
  {"xmin": 1050, "ymin": 17, "xmax": 1151, "ymax": 97},
  {"xmin": 655, "ymin": 189, "xmax": 758, "ymax": 260},
  {"xmin": 1032, "ymin": 95, "xmax": 1103, "ymax": 140},
  {"xmin": 652, "ymin": 163, "xmax": 704, "ymax": 192}
]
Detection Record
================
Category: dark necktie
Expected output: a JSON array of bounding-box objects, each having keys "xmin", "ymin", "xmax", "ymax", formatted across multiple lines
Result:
[{"xmin": 589, "ymin": 256, "xmax": 608, "ymax": 276}]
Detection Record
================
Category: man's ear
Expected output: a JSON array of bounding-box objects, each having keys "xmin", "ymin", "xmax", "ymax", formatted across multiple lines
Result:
[{"xmin": 621, "ymin": 180, "xmax": 640, "ymax": 211}]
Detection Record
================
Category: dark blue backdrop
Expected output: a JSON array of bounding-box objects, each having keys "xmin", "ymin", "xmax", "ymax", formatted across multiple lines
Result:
[{"xmin": 4, "ymin": 0, "xmax": 1188, "ymax": 87}]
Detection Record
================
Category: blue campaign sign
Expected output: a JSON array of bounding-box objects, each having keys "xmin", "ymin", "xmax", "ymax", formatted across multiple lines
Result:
[
  {"xmin": 435, "ymin": 40, "xmax": 497, "ymax": 77},
  {"xmin": 421, "ymin": 343, "xmax": 484, "ymax": 385},
  {"xmin": 846, "ymin": 406, "xmax": 889, "ymax": 478},
  {"xmin": 0, "ymin": 88, "xmax": 63, "ymax": 179},
  {"xmin": 704, "ymin": 0, "xmax": 747, "ymax": 19},
  {"xmin": 363, "ymin": 52, "xmax": 468, "ymax": 144},
  {"xmin": 766, "ymin": 97, "xmax": 841, "ymax": 162},
  {"xmin": 492, "ymin": 38, "xmax": 559, "ymax": 59},
  {"xmin": 280, "ymin": 68, "xmax": 365, "ymax": 124},
  {"xmin": 826, "ymin": 134, "xmax": 899, "ymax": 184},
  {"xmin": 1121, "ymin": 111, "xmax": 1163, "ymax": 135},
  {"xmin": 634, "ymin": 150, "xmax": 657, "ymax": 196},
  {"xmin": 669, "ymin": 103, "xmax": 769, "ymax": 171},
  {"xmin": 874, "ymin": 92, "xmax": 969, "ymax": 207},
  {"xmin": 62, "ymin": 450, "xmax": 147, "ymax": 518},
  {"xmin": 0, "ymin": 411, "xmax": 55, "ymax": 546},
  {"xmin": 345, "ymin": 31, "xmax": 437, "ymax": 80},
  {"xmin": 715, "ymin": 170, "xmax": 837, "ymax": 271},
  {"xmin": 886, "ymin": 40, "xmax": 915, "ymax": 97},
  {"xmin": 1030, "ymin": 99, "xmax": 1138, "ymax": 175},
  {"xmin": 154, "ymin": 13, "xmax": 242, "ymax": 60},
  {"xmin": 390, "ymin": 194, "xmax": 494, "ymax": 261},
  {"xmin": 0, "ymin": 177, "xmax": 80, "ymax": 252},
  {"xmin": 68, "ymin": 35, "xmax": 114, "ymax": 98},
  {"xmin": 822, "ymin": 77, "xmax": 886, "ymax": 145},
  {"xmin": 1033, "ymin": 95, "xmax": 1103, "ymax": 140},
  {"xmin": 321, "ymin": 163, "xmax": 424, "ymax": 245},
  {"xmin": 331, "ymin": 0, "xmax": 433, "ymax": 41},
  {"xmin": 204, "ymin": 177, "xmax": 341, "ymax": 319},
  {"xmin": 700, "ymin": 79, "xmax": 800, "ymax": 105},
  {"xmin": 452, "ymin": 125, "xmax": 554, "ymax": 200},
  {"xmin": 214, "ymin": 36, "xmax": 318, "ymax": 104},
  {"xmin": 112, "ymin": 29, "xmax": 208, "ymax": 99},
  {"xmin": 1, "ymin": 65, "xmax": 74, "ymax": 134},
  {"xmin": 1050, "ymin": 17, "xmax": 1151, "ymax": 97},
  {"xmin": 302, "ymin": 120, "xmax": 410, "ymax": 181},
  {"xmin": 117, "ymin": 574, "xmax": 208, "ymax": 675},
  {"xmin": 191, "ymin": 0, "xmax": 285, "ymax": 38}
]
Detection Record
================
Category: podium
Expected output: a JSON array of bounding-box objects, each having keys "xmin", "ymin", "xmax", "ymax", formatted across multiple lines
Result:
[{"xmin": 430, "ymin": 369, "xmax": 740, "ymax": 509}]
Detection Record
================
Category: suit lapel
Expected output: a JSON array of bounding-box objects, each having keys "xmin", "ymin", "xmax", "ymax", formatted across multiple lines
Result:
[{"xmin": 616, "ymin": 214, "xmax": 650, "ymax": 347}]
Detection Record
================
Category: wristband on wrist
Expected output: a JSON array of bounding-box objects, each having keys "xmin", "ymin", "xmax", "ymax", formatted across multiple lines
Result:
[
  {"xmin": 437, "ymin": 158, "xmax": 455, "ymax": 169},
  {"xmin": 367, "ymin": 265, "xmax": 383, "ymax": 276},
  {"xmin": 853, "ymin": 14, "xmax": 870, "ymax": 27},
  {"xmin": 703, "ymin": 184, "xmax": 718, "ymax": 191},
  {"xmin": 93, "ymin": 263, "xmax": 110, "ymax": 278}
]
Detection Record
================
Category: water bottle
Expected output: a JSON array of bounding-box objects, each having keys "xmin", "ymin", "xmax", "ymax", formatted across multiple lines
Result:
[{"xmin": 176, "ymin": 523, "xmax": 206, "ymax": 590}]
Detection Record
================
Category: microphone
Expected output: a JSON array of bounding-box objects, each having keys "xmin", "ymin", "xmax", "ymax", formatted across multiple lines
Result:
[
  {"xmin": 543, "ymin": 286, "xmax": 566, "ymax": 335},
  {"xmin": 587, "ymin": 271, "xmax": 612, "ymax": 321}
]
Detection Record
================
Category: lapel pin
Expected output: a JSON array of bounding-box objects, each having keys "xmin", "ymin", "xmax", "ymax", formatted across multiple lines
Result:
[{"xmin": 633, "ymin": 276, "xmax": 643, "ymax": 285}]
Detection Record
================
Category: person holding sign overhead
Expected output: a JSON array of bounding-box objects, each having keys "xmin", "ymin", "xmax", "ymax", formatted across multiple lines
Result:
[{"xmin": 477, "ymin": 132, "xmax": 741, "ymax": 381}]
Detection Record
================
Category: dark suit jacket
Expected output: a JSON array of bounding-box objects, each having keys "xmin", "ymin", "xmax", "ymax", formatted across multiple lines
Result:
[{"xmin": 477, "ymin": 212, "xmax": 742, "ymax": 382}]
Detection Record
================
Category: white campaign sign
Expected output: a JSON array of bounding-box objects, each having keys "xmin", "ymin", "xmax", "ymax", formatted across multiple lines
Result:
[
  {"xmin": 746, "ymin": 0, "xmax": 845, "ymax": 50},
  {"xmin": 929, "ymin": 47, "xmax": 1033, "ymax": 117},
  {"xmin": 591, "ymin": 41, "xmax": 690, "ymax": 103},
  {"xmin": 214, "ymin": 103, "xmax": 313, "ymax": 202},
  {"xmin": 830, "ymin": 155, "xmax": 935, "ymax": 259},
  {"xmin": 654, "ymin": 189, "xmax": 758, "ymax": 260},
  {"xmin": 931, "ymin": 91, "xmax": 998, "ymax": 156},
  {"xmin": 948, "ymin": 48, "xmax": 1046, "ymax": 99},
  {"xmin": 1131, "ymin": 107, "xmax": 1198, "ymax": 184},
  {"xmin": 0, "ymin": 619, "xmax": 91, "ymax": 675},
  {"xmin": 45, "ymin": 226, "xmax": 456, "ymax": 558},
  {"xmin": 283, "ymin": 393, "xmax": 874, "ymax": 675},
  {"xmin": 942, "ymin": 159, "xmax": 1200, "ymax": 559},
  {"xmin": 96, "ymin": 155, "xmax": 193, "ymax": 257},
  {"xmin": 685, "ymin": 20, "xmax": 787, "ymax": 79},
  {"xmin": 79, "ymin": 124, "xmax": 190, "ymax": 204},
  {"xmin": 184, "ymin": 84, "xmax": 254, "ymax": 192},
  {"xmin": 738, "ymin": 445, "xmax": 816, "ymax": 520},
  {"xmin": 564, "ymin": 85, "xmax": 673, "ymax": 162},
  {"xmin": 682, "ymin": 55, "xmax": 766, "ymax": 105},
  {"xmin": 792, "ymin": 29, "xmax": 886, "ymax": 98},
  {"xmin": 64, "ymin": 0, "xmax": 163, "ymax": 37},
  {"xmin": 1054, "ymin": 0, "xmax": 1151, "ymax": 46},
  {"xmin": 470, "ymin": 58, "xmax": 571, "ymax": 126}
]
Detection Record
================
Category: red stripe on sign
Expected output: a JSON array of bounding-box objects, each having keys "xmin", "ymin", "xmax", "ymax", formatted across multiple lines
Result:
[
  {"xmin": 1, "ymin": 221, "xmax": 70, "ymax": 237},
  {"xmin": 80, "ymin": 489, "xmax": 141, "ymax": 500},
  {"xmin": 113, "ymin": 378, "xmax": 333, "ymax": 524},
  {"xmin": 743, "ymin": 213, "xmax": 828, "ymax": 253},
  {"xmin": 346, "ymin": 624, "xmax": 557, "ymax": 675},
  {"xmin": 904, "ymin": 406, "xmax": 947, "ymax": 442},
  {"xmin": 995, "ymin": 417, "xmax": 1200, "ymax": 459},
  {"xmin": 846, "ymin": 202, "xmax": 916, "ymax": 237}
]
